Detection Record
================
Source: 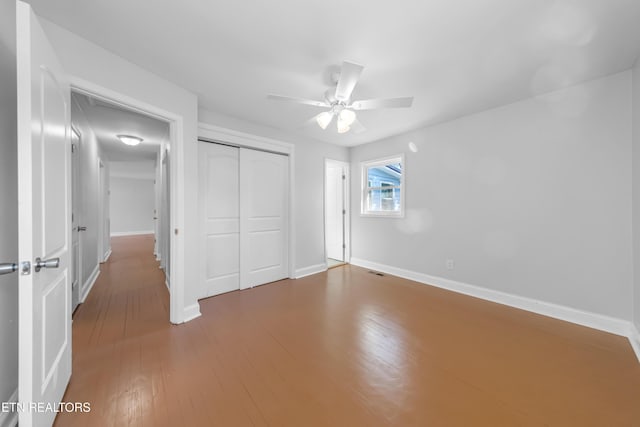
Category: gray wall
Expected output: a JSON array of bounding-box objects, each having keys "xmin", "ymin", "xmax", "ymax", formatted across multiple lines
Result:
[
  {"xmin": 71, "ymin": 100, "xmax": 103, "ymax": 293},
  {"xmin": 350, "ymin": 71, "xmax": 633, "ymax": 320},
  {"xmin": 633, "ymin": 60, "xmax": 640, "ymax": 332},
  {"xmin": 110, "ymin": 176, "xmax": 155, "ymax": 235},
  {"xmin": 0, "ymin": 0, "xmax": 18, "ymax": 414},
  {"xmin": 198, "ymin": 109, "xmax": 350, "ymax": 272}
]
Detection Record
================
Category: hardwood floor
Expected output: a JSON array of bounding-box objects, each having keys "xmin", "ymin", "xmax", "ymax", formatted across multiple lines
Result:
[{"xmin": 55, "ymin": 235, "xmax": 640, "ymax": 426}]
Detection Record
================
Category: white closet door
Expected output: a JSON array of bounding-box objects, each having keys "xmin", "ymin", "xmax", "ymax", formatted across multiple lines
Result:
[
  {"xmin": 200, "ymin": 143, "xmax": 240, "ymax": 298},
  {"xmin": 240, "ymin": 148, "xmax": 288, "ymax": 289}
]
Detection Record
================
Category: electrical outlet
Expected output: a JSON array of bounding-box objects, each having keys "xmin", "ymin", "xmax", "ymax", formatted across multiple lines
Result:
[{"xmin": 446, "ymin": 259, "xmax": 454, "ymax": 270}]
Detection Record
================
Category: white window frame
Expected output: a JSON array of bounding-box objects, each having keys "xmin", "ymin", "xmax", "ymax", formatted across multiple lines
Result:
[{"xmin": 360, "ymin": 154, "xmax": 405, "ymax": 217}]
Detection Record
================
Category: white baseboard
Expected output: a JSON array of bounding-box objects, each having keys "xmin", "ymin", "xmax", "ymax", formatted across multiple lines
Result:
[
  {"xmin": 80, "ymin": 265, "xmax": 100, "ymax": 303},
  {"xmin": 630, "ymin": 323, "xmax": 640, "ymax": 363},
  {"xmin": 350, "ymin": 258, "xmax": 632, "ymax": 338},
  {"xmin": 110, "ymin": 230, "xmax": 154, "ymax": 237},
  {"xmin": 183, "ymin": 303, "xmax": 201, "ymax": 323},
  {"xmin": 0, "ymin": 387, "xmax": 18, "ymax": 427},
  {"xmin": 102, "ymin": 248, "xmax": 112, "ymax": 263},
  {"xmin": 294, "ymin": 263, "xmax": 327, "ymax": 279}
]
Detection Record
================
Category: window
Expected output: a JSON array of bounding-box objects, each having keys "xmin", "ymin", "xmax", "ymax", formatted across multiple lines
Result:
[{"xmin": 361, "ymin": 155, "xmax": 404, "ymax": 216}]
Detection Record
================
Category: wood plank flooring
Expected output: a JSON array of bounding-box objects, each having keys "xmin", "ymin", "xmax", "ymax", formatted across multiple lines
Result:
[{"xmin": 55, "ymin": 235, "xmax": 640, "ymax": 426}]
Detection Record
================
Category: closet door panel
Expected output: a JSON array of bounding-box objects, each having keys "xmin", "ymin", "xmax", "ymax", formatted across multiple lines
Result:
[
  {"xmin": 240, "ymin": 148, "xmax": 288, "ymax": 289},
  {"xmin": 199, "ymin": 143, "xmax": 240, "ymax": 298}
]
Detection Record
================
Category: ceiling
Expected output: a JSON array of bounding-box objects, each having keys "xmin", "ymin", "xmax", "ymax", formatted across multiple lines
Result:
[
  {"xmin": 72, "ymin": 93, "xmax": 169, "ymax": 161},
  {"xmin": 33, "ymin": 0, "xmax": 640, "ymax": 147}
]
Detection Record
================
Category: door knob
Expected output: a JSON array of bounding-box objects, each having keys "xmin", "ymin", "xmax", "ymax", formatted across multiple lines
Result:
[
  {"xmin": 34, "ymin": 257, "xmax": 60, "ymax": 272},
  {"xmin": 0, "ymin": 263, "xmax": 17, "ymax": 276},
  {"xmin": 78, "ymin": 226, "xmax": 87, "ymax": 231}
]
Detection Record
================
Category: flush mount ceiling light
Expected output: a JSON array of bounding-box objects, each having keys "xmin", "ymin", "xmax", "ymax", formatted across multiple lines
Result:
[
  {"xmin": 268, "ymin": 60, "xmax": 414, "ymax": 134},
  {"xmin": 117, "ymin": 134, "xmax": 143, "ymax": 146}
]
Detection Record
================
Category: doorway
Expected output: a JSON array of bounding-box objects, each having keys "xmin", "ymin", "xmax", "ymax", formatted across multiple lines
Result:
[
  {"xmin": 325, "ymin": 159, "xmax": 350, "ymax": 268},
  {"xmin": 69, "ymin": 90, "xmax": 172, "ymax": 312}
]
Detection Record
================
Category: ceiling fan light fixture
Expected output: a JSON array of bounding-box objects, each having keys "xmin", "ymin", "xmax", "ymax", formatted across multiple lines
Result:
[
  {"xmin": 337, "ymin": 121, "xmax": 351, "ymax": 134},
  {"xmin": 117, "ymin": 134, "xmax": 143, "ymax": 146},
  {"xmin": 338, "ymin": 109, "xmax": 356, "ymax": 126},
  {"xmin": 316, "ymin": 111, "xmax": 333, "ymax": 130}
]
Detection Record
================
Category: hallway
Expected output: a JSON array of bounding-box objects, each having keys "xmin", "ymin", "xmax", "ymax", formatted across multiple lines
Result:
[{"xmin": 55, "ymin": 236, "xmax": 640, "ymax": 426}]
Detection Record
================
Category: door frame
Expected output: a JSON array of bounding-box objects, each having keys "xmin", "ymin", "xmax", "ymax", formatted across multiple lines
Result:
[
  {"xmin": 70, "ymin": 126, "xmax": 82, "ymax": 312},
  {"xmin": 324, "ymin": 159, "xmax": 350, "ymax": 264},
  {"xmin": 197, "ymin": 123, "xmax": 296, "ymax": 281},
  {"xmin": 69, "ymin": 77, "xmax": 185, "ymax": 324}
]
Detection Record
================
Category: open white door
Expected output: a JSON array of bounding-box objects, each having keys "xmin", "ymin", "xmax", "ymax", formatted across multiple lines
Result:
[{"xmin": 17, "ymin": 2, "xmax": 72, "ymax": 426}]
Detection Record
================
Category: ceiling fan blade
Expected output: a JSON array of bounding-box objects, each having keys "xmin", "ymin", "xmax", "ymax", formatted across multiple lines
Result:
[
  {"xmin": 334, "ymin": 61, "xmax": 364, "ymax": 102},
  {"xmin": 350, "ymin": 118, "xmax": 366, "ymax": 134},
  {"xmin": 268, "ymin": 94, "xmax": 329, "ymax": 108},
  {"xmin": 350, "ymin": 97, "xmax": 414, "ymax": 110}
]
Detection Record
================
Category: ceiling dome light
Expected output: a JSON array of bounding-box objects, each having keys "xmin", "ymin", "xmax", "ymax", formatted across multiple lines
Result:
[
  {"xmin": 338, "ymin": 109, "xmax": 356, "ymax": 126},
  {"xmin": 316, "ymin": 111, "xmax": 334, "ymax": 130},
  {"xmin": 117, "ymin": 134, "xmax": 143, "ymax": 146}
]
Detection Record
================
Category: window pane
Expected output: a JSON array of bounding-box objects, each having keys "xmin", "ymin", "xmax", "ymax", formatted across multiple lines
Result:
[
  {"xmin": 367, "ymin": 187, "xmax": 401, "ymax": 212},
  {"xmin": 367, "ymin": 164, "xmax": 401, "ymax": 190}
]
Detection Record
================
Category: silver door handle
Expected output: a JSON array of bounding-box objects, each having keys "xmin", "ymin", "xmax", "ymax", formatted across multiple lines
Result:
[
  {"xmin": 78, "ymin": 226, "xmax": 87, "ymax": 231},
  {"xmin": 0, "ymin": 263, "xmax": 17, "ymax": 275},
  {"xmin": 34, "ymin": 257, "xmax": 60, "ymax": 272}
]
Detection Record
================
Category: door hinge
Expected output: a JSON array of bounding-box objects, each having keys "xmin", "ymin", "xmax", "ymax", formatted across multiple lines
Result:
[
  {"xmin": 342, "ymin": 209, "xmax": 346, "ymax": 215},
  {"xmin": 342, "ymin": 175, "xmax": 346, "ymax": 180},
  {"xmin": 71, "ymin": 143, "xmax": 76, "ymax": 153},
  {"xmin": 342, "ymin": 244, "xmax": 346, "ymax": 249}
]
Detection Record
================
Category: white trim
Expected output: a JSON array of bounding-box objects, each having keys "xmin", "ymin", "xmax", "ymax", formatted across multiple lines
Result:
[
  {"xmin": 350, "ymin": 258, "xmax": 632, "ymax": 337},
  {"xmin": 198, "ymin": 122, "xmax": 297, "ymax": 281},
  {"xmin": 110, "ymin": 230, "xmax": 154, "ymax": 237},
  {"xmin": 198, "ymin": 122, "xmax": 294, "ymax": 155},
  {"xmin": 630, "ymin": 324, "xmax": 640, "ymax": 363},
  {"xmin": 0, "ymin": 388, "xmax": 18, "ymax": 427},
  {"xmin": 102, "ymin": 249, "xmax": 112, "ymax": 263},
  {"xmin": 295, "ymin": 263, "xmax": 328, "ymax": 279},
  {"xmin": 80, "ymin": 265, "xmax": 100, "ymax": 303},
  {"xmin": 183, "ymin": 303, "xmax": 201, "ymax": 322}
]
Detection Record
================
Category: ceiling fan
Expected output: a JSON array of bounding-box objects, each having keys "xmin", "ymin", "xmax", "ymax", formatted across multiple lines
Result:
[{"xmin": 268, "ymin": 61, "xmax": 414, "ymax": 134}]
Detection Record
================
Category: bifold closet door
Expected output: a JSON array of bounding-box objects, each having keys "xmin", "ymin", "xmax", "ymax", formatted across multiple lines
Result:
[
  {"xmin": 240, "ymin": 148, "xmax": 289, "ymax": 289},
  {"xmin": 200, "ymin": 143, "xmax": 240, "ymax": 298}
]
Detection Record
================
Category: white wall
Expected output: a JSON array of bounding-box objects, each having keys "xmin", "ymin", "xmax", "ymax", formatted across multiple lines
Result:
[
  {"xmin": 71, "ymin": 99, "xmax": 103, "ymax": 293},
  {"xmin": 110, "ymin": 161, "xmax": 156, "ymax": 235},
  {"xmin": 110, "ymin": 174, "xmax": 155, "ymax": 235},
  {"xmin": 198, "ymin": 109, "xmax": 350, "ymax": 273},
  {"xmin": 0, "ymin": 0, "xmax": 18, "ymax": 417},
  {"xmin": 351, "ymin": 71, "xmax": 633, "ymax": 321},
  {"xmin": 633, "ymin": 60, "xmax": 640, "ymax": 333},
  {"xmin": 40, "ymin": 18, "xmax": 200, "ymax": 322}
]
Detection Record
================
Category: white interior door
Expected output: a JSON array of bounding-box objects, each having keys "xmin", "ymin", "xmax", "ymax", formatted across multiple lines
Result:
[
  {"xmin": 199, "ymin": 143, "xmax": 240, "ymax": 298},
  {"xmin": 240, "ymin": 148, "xmax": 288, "ymax": 289},
  {"xmin": 17, "ymin": 2, "xmax": 72, "ymax": 426},
  {"xmin": 71, "ymin": 129, "xmax": 81, "ymax": 312},
  {"xmin": 325, "ymin": 161, "xmax": 346, "ymax": 262}
]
